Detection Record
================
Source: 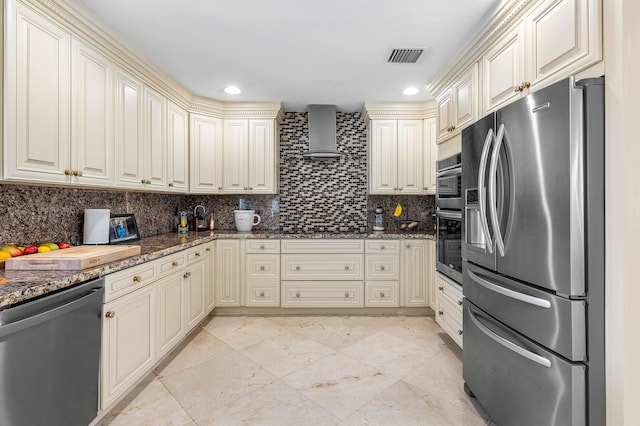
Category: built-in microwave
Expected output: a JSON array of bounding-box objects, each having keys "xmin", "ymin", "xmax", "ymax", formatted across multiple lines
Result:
[
  {"xmin": 436, "ymin": 209, "xmax": 462, "ymax": 284},
  {"xmin": 436, "ymin": 153, "xmax": 462, "ymax": 210}
]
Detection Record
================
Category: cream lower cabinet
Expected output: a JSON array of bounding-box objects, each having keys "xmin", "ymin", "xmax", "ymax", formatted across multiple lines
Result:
[
  {"xmin": 204, "ymin": 242, "xmax": 216, "ymax": 312},
  {"xmin": 434, "ymin": 272, "xmax": 463, "ymax": 348},
  {"xmin": 184, "ymin": 248, "xmax": 207, "ymax": 329},
  {"xmin": 215, "ymin": 239, "xmax": 242, "ymax": 306},
  {"xmin": 157, "ymin": 271, "xmax": 184, "ymax": 358},
  {"xmin": 364, "ymin": 240, "xmax": 400, "ymax": 307},
  {"xmin": 245, "ymin": 239, "xmax": 280, "ymax": 307},
  {"xmin": 400, "ymin": 239, "xmax": 433, "ymax": 307}
]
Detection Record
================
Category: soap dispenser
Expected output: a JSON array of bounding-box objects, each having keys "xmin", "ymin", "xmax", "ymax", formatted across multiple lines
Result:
[{"xmin": 373, "ymin": 207, "xmax": 384, "ymax": 231}]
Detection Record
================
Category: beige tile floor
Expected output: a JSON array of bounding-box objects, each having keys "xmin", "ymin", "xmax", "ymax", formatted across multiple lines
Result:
[{"xmin": 100, "ymin": 315, "xmax": 493, "ymax": 426}]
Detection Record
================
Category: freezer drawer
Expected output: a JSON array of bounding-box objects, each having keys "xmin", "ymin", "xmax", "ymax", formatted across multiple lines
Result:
[
  {"xmin": 464, "ymin": 261, "xmax": 586, "ymax": 361},
  {"xmin": 463, "ymin": 300, "xmax": 586, "ymax": 426}
]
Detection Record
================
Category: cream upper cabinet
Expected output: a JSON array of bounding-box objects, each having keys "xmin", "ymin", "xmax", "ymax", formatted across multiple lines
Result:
[
  {"xmin": 423, "ymin": 117, "xmax": 437, "ymax": 194},
  {"xmin": 436, "ymin": 64, "xmax": 478, "ymax": 143},
  {"xmin": 71, "ymin": 38, "xmax": 114, "ymax": 186},
  {"xmin": 223, "ymin": 119, "xmax": 278, "ymax": 194},
  {"xmin": 143, "ymin": 87, "xmax": 167, "ymax": 190},
  {"xmin": 4, "ymin": 2, "xmax": 70, "ymax": 183},
  {"xmin": 166, "ymin": 101, "xmax": 189, "ymax": 192},
  {"xmin": 114, "ymin": 68, "xmax": 144, "ymax": 189},
  {"xmin": 525, "ymin": 0, "xmax": 601, "ymax": 91},
  {"xmin": 369, "ymin": 119, "xmax": 423, "ymax": 195},
  {"xmin": 190, "ymin": 113, "xmax": 223, "ymax": 194},
  {"xmin": 400, "ymin": 239, "xmax": 432, "ymax": 307},
  {"xmin": 482, "ymin": 23, "xmax": 526, "ymax": 114}
]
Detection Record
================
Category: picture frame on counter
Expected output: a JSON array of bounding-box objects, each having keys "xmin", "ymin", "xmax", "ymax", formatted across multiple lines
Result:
[{"xmin": 109, "ymin": 214, "xmax": 140, "ymax": 243}]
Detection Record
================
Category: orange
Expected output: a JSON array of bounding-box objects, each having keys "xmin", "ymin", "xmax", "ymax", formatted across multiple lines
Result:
[
  {"xmin": 0, "ymin": 251, "xmax": 11, "ymax": 260},
  {"xmin": 38, "ymin": 246, "xmax": 51, "ymax": 253}
]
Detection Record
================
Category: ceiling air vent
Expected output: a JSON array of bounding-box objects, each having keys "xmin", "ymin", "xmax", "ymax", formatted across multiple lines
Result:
[{"xmin": 387, "ymin": 48, "xmax": 424, "ymax": 64}]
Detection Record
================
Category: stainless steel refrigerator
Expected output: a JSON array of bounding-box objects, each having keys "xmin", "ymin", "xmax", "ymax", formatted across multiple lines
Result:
[{"xmin": 461, "ymin": 76, "xmax": 604, "ymax": 426}]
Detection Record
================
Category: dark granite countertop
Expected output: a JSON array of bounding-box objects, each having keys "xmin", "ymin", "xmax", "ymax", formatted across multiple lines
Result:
[{"xmin": 0, "ymin": 230, "xmax": 434, "ymax": 310}]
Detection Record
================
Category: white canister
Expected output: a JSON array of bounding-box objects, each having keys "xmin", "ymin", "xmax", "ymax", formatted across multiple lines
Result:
[
  {"xmin": 83, "ymin": 209, "xmax": 110, "ymax": 244},
  {"xmin": 234, "ymin": 210, "xmax": 261, "ymax": 232}
]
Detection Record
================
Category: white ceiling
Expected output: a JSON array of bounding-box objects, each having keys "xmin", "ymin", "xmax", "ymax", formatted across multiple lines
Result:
[{"xmin": 65, "ymin": 0, "xmax": 502, "ymax": 112}]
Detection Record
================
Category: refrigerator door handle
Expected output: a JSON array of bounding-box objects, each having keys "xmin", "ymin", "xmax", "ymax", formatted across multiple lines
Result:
[
  {"xmin": 488, "ymin": 123, "xmax": 506, "ymax": 256},
  {"xmin": 478, "ymin": 128, "xmax": 495, "ymax": 254},
  {"xmin": 467, "ymin": 305, "xmax": 552, "ymax": 368},
  {"xmin": 468, "ymin": 269, "xmax": 551, "ymax": 309}
]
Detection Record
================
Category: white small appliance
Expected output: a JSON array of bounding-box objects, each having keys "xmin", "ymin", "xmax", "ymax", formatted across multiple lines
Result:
[
  {"xmin": 234, "ymin": 210, "xmax": 261, "ymax": 232},
  {"xmin": 83, "ymin": 209, "xmax": 110, "ymax": 244}
]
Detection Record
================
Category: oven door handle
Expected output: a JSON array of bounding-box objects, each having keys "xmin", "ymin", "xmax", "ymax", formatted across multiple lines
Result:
[
  {"xmin": 436, "ymin": 210, "xmax": 462, "ymax": 220},
  {"xmin": 467, "ymin": 305, "xmax": 552, "ymax": 368},
  {"xmin": 478, "ymin": 127, "xmax": 494, "ymax": 254},
  {"xmin": 436, "ymin": 168, "xmax": 461, "ymax": 178}
]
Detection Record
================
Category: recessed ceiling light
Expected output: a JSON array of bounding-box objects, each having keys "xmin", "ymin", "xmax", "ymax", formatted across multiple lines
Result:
[
  {"xmin": 224, "ymin": 86, "xmax": 242, "ymax": 95},
  {"xmin": 403, "ymin": 86, "xmax": 419, "ymax": 95}
]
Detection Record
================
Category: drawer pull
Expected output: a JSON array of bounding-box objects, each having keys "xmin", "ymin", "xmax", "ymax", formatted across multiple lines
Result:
[
  {"xmin": 458, "ymin": 329, "xmax": 463, "ymax": 336},
  {"xmin": 345, "ymin": 292, "xmax": 350, "ymax": 298},
  {"xmin": 438, "ymin": 310, "xmax": 444, "ymax": 316},
  {"xmin": 295, "ymin": 292, "xmax": 301, "ymax": 298},
  {"xmin": 380, "ymin": 292, "xmax": 385, "ymax": 298},
  {"xmin": 458, "ymin": 300, "xmax": 463, "ymax": 306},
  {"xmin": 380, "ymin": 265, "xmax": 385, "ymax": 271},
  {"xmin": 438, "ymin": 286, "xmax": 444, "ymax": 291},
  {"xmin": 260, "ymin": 265, "xmax": 265, "ymax": 271},
  {"xmin": 344, "ymin": 265, "xmax": 349, "ymax": 270},
  {"xmin": 260, "ymin": 291, "xmax": 265, "ymax": 297},
  {"xmin": 295, "ymin": 266, "xmax": 301, "ymax": 271},
  {"xmin": 105, "ymin": 311, "xmax": 115, "ymax": 318},
  {"xmin": 260, "ymin": 244, "xmax": 265, "ymax": 249},
  {"xmin": 172, "ymin": 261, "xmax": 179, "ymax": 267},
  {"xmin": 132, "ymin": 275, "xmax": 141, "ymax": 282}
]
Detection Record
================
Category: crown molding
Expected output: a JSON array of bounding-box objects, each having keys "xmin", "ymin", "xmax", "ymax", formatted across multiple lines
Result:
[
  {"xmin": 190, "ymin": 97, "xmax": 284, "ymax": 121},
  {"xmin": 362, "ymin": 101, "xmax": 436, "ymax": 121},
  {"xmin": 426, "ymin": 0, "xmax": 535, "ymax": 96}
]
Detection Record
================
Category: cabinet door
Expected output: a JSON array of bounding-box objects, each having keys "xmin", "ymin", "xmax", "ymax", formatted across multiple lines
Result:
[
  {"xmin": 143, "ymin": 87, "xmax": 167, "ymax": 189},
  {"xmin": 223, "ymin": 119, "xmax": 249, "ymax": 193},
  {"xmin": 423, "ymin": 117, "xmax": 437, "ymax": 194},
  {"xmin": 71, "ymin": 38, "xmax": 114, "ymax": 186},
  {"xmin": 248, "ymin": 119, "xmax": 277, "ymax": 194},
  {"xmin": 397, "ymin": 120, "xmax": 423, "ymax": 194},
  {"xmin": 452, "ymin": 63, "xmax": 478, "ymax": 132},
  {"xmin": 185, "ymin": 260, "xmax": 207, "ymax": 330},
  {"xmin": 428, "ymin": 240, "xmax": 437, "ymax": 310},
  {"xmin": 190, "ymin": 113, "xmax": 223, "ymax": 193},
  {"xmin": 215, "ymin": 240, "xmax": 242, "ymax": 306},
  {"xmin": 525, "ymin": 0, "xmax": 601, "ymax": 91},
  {"xmin": 369, "ymin": 120, "xmax": 398, "ymax": 194},
  {"xmin": 400, "ymin": 239, "xmax": 430, "ymax": 307},
  {"xmin": 482, "ymin": 23, "xmax": 526, "ymax": 114},
  {"xmin": 114, "ymin": 68, "xmax": 144, "ymax": 189},
  {"xmin": 101, "ymin": 284, "xmax": 156, "ymax": 410},
  {"xmin": 435, "ymin": 91, "xmax": 453, "ymax": 142},
  {"xmin": 167, "ymin": 101, "xmax": 189, "ymax": 192},
  {"xmin": 5, "ymin": 3, "xmax": 70, "ymax": 183},
  {"xmin": 157, "ymin": 271, "xmax": 184, "ymax": 358},
  {"xmin": 205, "ymin": 243, "xmax": 215, "ymax": 312}
]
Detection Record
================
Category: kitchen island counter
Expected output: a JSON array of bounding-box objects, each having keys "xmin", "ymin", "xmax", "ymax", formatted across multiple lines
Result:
[{"xmin": 0, "ymin": 230, "xmax": 433, "ymax": 310}]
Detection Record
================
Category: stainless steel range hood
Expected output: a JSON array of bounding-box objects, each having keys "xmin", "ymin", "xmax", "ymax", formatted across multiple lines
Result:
[{"xmin": 303, "ymin": 104, "xmax": 341, "ymax": 159}]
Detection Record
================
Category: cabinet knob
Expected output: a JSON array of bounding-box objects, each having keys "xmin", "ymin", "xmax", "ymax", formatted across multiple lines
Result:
[
  {"xmin": 295, "ymin": 265, "xmax": 301, "ymax": 271},
  {"xmin": 398, "ymin": 187, "xmax": 403, "ymax": 192},
  {"xmin": 243, "ymin": 187, "xmax": 248, "ymax": 191},
  {"xmin": 295, "ymin": 292, "xmax": 301, "ymax": 298},
  {"xmin": 248, "ymin": 187, "xmax": 253, "ymax": 191},
  {"xmin": 195, "ymin": 252, "xmax": 201, "ymax": 257},
  {"xmin": 380, "ymin": 265, "xmax": 385, "ymax": 271},
  {"xmin": 405, "ymin": 243, "xmax": 411, "ymax": 248},
  {"xmin": 218, "ymin": 186, "xmax": 223, "ymax": 191},
  {"xmin": 260, "ymin": 245, "xmax": 265, "ymax": 249},
  {"xmin": 260, "ymin": 291, "xmax": 265, "ymax": 297},
  {"xmin": 344, "ymin": 292, "xmax": 350, "ymax": 298},
  {"xmin": 458, "ymin": 329, "xmax": 463, "ymax": 336},
  {"xmin": 168, "ymin": 182, "xmax": 174, "ymax": 187},
  {"xmin": 105, "ymin": 311, "xmax": 115, "ymax": 318},
  {"xmin": 72, "ymin": 170, "xmax": 83, "ymax": 177},
  {"xmin": 172, "ymin": 261, "xmax": 179, "ymax": 267},
  {"xmin": 206, "ymin": 248, "xmax": 211, "ymax": 252},
  {"xmin": 260, "ymin": 265, "xmax": 265, "ymax": 271},
  {"xmin": 344, "ymin": 265, "xmax": 349, "ymax": 270},
  {"xmin": 515, "ymin": 85, "xmax": 522, "ymax": 93},
  {"xmin": 141, "ymin": 179, "xmax": 145, "ymax": 184},
  {"xmin": 438, "ymin": 310, "xmax": 444, "ymax": 316},
  {"xmin": 438, "ymin": 286, "xmax": 444, "ymax": 291},
  {"xmin": 380, "ymin": 245, "xmax": 385, "ymax": 250},
  {"xmin": 183, "ymin": 272, "xmax": 191, "ymax": 279},
  {"xmin": 523, "ymin": 81, "xmax": 531, "ymax": 90},
  {"xmin": 380, "ymin": 292, "xmax": 385, "ymax": 298},
  {"xmin": 64, "ymin": 169, "xmax": 72, "ymax": 176},
  {"xmin": 458, "ymin": 300, "xmax": 463, "ymax": 306},
  {"xmin": 132, "ymin": 275, "xmax": 141, "ymax": 282}
]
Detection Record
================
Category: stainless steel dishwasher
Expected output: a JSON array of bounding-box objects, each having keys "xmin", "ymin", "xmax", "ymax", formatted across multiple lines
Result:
[{"xmin": 0, "ymin": 278, "xmax": 104, "ymax": 426}]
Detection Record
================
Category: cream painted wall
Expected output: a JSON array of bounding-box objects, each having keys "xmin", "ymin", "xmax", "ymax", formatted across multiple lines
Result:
[{"xmin": 603, "ymin": 0, "xmax": 640, "ymax": 424}]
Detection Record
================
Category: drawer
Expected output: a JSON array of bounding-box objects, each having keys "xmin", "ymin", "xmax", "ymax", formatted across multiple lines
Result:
[
  {"xmin": 436, "ymin": 292, "xmax": 463, "ymax": 348},
  {"xmin": 281, "ymin": 239, "xmax": 364, "ymax": 254},
  {"xmin": 245, "ymin": 281, "xmax": 280, "ymax": 307},
  {"xmin": 435, "ymin": 272, "xmax": 463, "ymax": 308},
  {"xmin": 365, "ymin": 281, "xmax": 399, "ymax": 307},
  {"xmin": 281, "ymin": 254, "xmax": 363, "ymax": 280},
  {"xmin": 105, "ymin": 262, "xmax": 157, "ymax": 302},
  {"xmin": 157, "ymin": 252, "xmax": 185, "ymax": 277},
  {"xmin": 246, "ymin": 254, "xmax": 280, "ymax": 280},
  {"xmin": 281, "ymin": 281, "xmax": 364, "ymax": 308},
  {"xmin": 186, "ymin": 246, "xmax": 207, "ymax": 263},
  {"xmin": 246, "ymin": 239, "xmax": 280, "ymax": 254},
  {"xmin": 365, "ymin": 240, "xmax": 400, "ymax": 254},
  {"xmin": 365, "ymin": 255, "xmax": 399, "ymax": 280}
]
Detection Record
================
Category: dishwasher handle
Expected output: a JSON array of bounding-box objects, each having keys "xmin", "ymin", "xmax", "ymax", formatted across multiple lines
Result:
[{"xmin": 0, "ymin": 288, "xmax": 103, "ymax": 339}]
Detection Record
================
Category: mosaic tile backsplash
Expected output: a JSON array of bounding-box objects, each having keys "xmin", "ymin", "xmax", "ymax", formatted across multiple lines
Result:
[{"xmin": 0, "ymin": 111, "xmax": 435, "ymax": 244}]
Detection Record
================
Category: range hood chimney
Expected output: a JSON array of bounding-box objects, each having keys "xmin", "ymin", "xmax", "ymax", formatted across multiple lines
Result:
[{"xmin": 304, "ymin": 104, "xmax": 341, "ymax": 159}]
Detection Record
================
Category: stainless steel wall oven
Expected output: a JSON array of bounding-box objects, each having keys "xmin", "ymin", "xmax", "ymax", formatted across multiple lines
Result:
[{"xmin": 436, "ymin": 153, "xmax": 463, "ymax": 284}]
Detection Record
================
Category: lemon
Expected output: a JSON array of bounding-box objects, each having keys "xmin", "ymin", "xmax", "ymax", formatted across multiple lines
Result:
[
  {"xmin": 38, "ymin": 246, "xmax": 51, "ymax": 253},
  {"xmin": 0, "ymin": 251, "xmax": 11, "ymax": 260}
]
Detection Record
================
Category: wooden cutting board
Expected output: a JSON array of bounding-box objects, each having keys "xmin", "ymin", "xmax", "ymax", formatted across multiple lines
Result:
[{"xmin": 4, "ymin": 245, "xmax": 141, "ymax": 271}]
